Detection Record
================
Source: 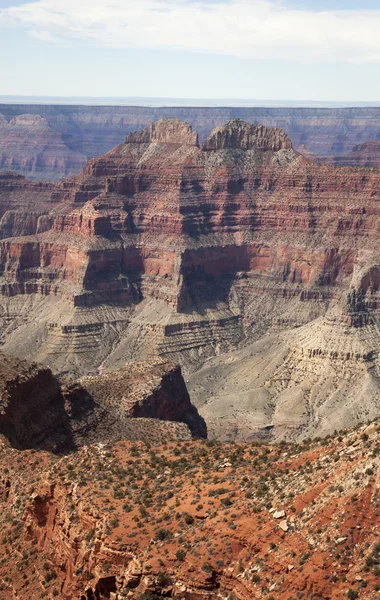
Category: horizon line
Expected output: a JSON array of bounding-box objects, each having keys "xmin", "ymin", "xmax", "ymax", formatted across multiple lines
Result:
[{"xmin": 2, "ymin": 95, "xmax": 380, "ymax": 109}]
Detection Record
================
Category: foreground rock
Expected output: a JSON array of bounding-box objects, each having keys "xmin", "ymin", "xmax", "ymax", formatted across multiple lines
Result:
[
  {"xmin": 67, "ymin": 358, "xmax": 207, "ymax": 443},
  {"xmin": 0, "ymin": 421, "xmax": 379, "ymax": 599},
  {"xmin": 0, "ymin": 352, "xmax": 73, "ymax": 451}
]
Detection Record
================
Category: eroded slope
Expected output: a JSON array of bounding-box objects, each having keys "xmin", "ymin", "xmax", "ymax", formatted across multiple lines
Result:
[{"xmin": 0, "ymin": 422, "xmax": 379, "ymax": 599}]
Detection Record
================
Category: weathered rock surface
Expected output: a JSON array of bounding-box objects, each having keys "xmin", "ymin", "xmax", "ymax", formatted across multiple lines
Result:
[
  {"xmin": 0, "ymin": 351, "xmax": 73, "ymax": 451},
  {"xmin": 201, "ymin": 119, "xmax": 292, "ymax": 152},
  {"xmin": 0, "ymin": 352, "xmax": 205, "ymax": 451},
  {"xmin": 68, "ymin": 358, "xmax": 207, "ymax": 442},
  {"xmin": 3, "ymin": 117, "xmax": 380, "ymax": 440}
]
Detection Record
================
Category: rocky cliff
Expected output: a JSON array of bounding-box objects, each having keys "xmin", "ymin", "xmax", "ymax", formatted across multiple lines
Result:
[
  {"xmin": 68, "ymin": 358, "xmax": 207, "ymax": 442},
  {"xmin": 3, "ymin": 117, "xmax": 380, "ymax": 440},
  {"xmin": 0, "ymin": 113, "xmax": 86, "ymax": 180},
  {"xmin": 324, "ymin": 140, "xmax": 380, "ymax": 168},
  {"xmin": 3, "ymin": 104, "xmax": 380, "ymax": 180},
  {"xmin": 0, "ymin": 352, "xmax": 205, "ymax": 452},
  {"xmin": 0, "ymin": 352, "xmax": 73, "ymax": 451}
]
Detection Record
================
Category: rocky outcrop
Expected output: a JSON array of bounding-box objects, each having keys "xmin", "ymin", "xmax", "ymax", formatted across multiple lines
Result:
[
  {"xmin": 67, "ymin": 358, "xmax": 207, "ymax": 442},
  {"xmin": 126, "ymin": 118, "xmax": 198, "ymax": 146},
  {"xmin": 0, "ymin": 352, "xmax": 73, "ymax": 451},
  {"xmin": 0, "ymin": 352, "xmax": 204, "ymax": 451},
  {"xmin": 201, "ymin": 119, "xmax": 292, "ymax": 152}
]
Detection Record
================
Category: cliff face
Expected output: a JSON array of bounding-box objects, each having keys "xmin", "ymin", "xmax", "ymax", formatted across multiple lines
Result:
[
  {"xmin": 0, "ymin": 352, "xmax": 73, "ymax": 451},
  {"xmin": 3, "ymin": 118, "xmax": 380, "ymax": 439},
  {"xmin": 0, "ymin": 171, "xmax": 58, "ymax": 239},
  {"xmin": 67, "ymin": 358, "xmax": 207, "ymax": 443},
  {"xmin": 0, "ymin": 352, "xmax": 204, "ymax": 452},
  {"xmin": 201, "ymin": 119, "xmax": 292, "ymax": 152},
  {"xmin": 3, "ymin": 104, "xmax": 380, "ymax": 180},
  {"xmin": 0, "ymin": 422, "xmax": 379, "ymax": 599},
  {"xmin": 326, "ymin": 140, "xmax": 380, "ymax": 168}
]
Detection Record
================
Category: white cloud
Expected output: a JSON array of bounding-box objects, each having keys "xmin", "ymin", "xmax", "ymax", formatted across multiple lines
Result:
[{"xmin": 2, "ymin": 0, "xmax": 380, "ymax": 63}]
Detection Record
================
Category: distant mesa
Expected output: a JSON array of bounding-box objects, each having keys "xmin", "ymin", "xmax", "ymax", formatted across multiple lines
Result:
[{"xmin": 3, "ymin": 104, "xmax": 380, "ymax": 181}]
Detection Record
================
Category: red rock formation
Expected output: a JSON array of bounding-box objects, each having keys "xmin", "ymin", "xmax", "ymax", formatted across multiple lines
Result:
[
  {"xmin": 3, "ymin": 117, "xmax": 380, "ymax": 388},
  {"xmin": 126, "ymin": 117, "xmax": 199, "ymax": 146},
  {"xmin": 0, "ymin": 117, "xmax": 377, "ymax": 305},
  {"xmin": 201, "ymin": 119, "xmax": 292, "ymax": 151},
  {"xmin": 0, "ymin": 171, "xmax": 58, "ymax": 240}
]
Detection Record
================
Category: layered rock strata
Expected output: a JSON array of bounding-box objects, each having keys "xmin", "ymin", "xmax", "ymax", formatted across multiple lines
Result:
[
  {"xmin": 325, "ymin": 140, "xmax": 380, "ymax": 168},
  {"xmin": 3, "ymin": 118, "xmax": 380, "ymax": 438},
  {"xmin": 0, "ymin": 113, "xmax": 87, "ymax": 180}
]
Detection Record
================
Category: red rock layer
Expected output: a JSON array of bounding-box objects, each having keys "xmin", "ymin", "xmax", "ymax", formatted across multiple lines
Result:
[{"xmin": 2, "ymin": 118, "xmax": 380, "ymax": 351}]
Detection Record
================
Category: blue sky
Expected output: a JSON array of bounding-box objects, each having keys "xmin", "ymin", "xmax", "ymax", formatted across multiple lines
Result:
[{"xmin": 1, "ymin": 0, "xmax": 380, "ymax": 101}]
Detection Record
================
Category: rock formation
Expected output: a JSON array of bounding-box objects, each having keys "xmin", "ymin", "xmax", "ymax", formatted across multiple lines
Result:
[
  {"xmin": 66, "ymin": 358, "xmax": 207, "ymax": 443},
  {"xmin": 4, "ymin": 104, "xmax": 380, "ymax": 179},
  {"xmin": 2, "ymin": 117, "xmax": 380, "ymax": 440},
  {"xmin": 325, "ymin": 140, "xmax": 380, "ymax": 168},
  {"xmin": 0, "ymin": 352, "xmax": 205, "ymax": 452},
  {"xmin": 0, "ymin": 113, "xmax": 86, "ymax": 180},
  {"xmin": 0, "ymin": 352, "xmax": 73, "ymax": 451}
]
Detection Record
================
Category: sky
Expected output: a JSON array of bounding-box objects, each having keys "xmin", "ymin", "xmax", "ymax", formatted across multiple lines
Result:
[{"xmin": 1, "ymin": 0, "xmax": 380, "ymax": 102}]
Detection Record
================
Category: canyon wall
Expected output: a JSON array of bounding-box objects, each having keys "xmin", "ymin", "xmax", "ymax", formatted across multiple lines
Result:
[
  {"xmin": 3, "ymin": 104, "xmax": 380, "ymax": 179},
  {"xmin": 2, "ymin": 117, "xmax": 380, "ymax": 440}
]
